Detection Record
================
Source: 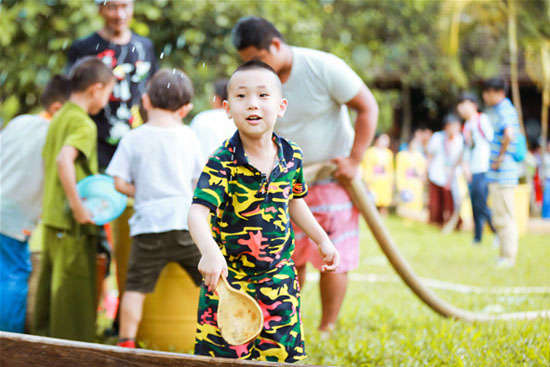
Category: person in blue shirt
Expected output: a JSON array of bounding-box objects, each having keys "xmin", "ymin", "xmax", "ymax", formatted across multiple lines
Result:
[{"xmin": 482, "ymin": 78, "xmax": 520, "ymax": 267}]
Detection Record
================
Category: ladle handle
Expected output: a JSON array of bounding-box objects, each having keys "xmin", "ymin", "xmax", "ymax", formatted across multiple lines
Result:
[{"xmin": 215, "ymin": 276, "xmax": 231, "ymax": 300}]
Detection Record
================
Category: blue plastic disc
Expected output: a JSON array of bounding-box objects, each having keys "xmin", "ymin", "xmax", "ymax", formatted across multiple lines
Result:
[{"xmin": 76, "ymin": 174, "xmax": 127, "ymax": 225}]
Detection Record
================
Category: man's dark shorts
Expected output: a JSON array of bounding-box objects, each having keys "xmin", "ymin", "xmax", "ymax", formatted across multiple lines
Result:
[{"xmin": 126, "ymin": 230, "xmax": 202, "ymax": 293}]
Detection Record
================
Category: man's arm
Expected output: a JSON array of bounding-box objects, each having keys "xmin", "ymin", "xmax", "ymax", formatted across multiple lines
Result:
[
  {"xmin": 56, "ymin": 146, "xmax": 94, "ymax": 224},
  {"xmin": 492, "ymin": 127, "xmax": 514, "ymax": 170},
  {"xmin": 333, "ymin": 84, "xmax": 378, "ymax": 181}
]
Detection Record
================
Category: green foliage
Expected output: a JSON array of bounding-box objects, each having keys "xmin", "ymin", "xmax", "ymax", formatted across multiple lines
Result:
[{"xmin": 0, "ymin": 0, "xmax": 547, "ymax": 127}]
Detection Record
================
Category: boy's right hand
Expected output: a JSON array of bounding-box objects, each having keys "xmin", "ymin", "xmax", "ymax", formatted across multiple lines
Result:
[
  {"xmin": 71, "ymin": 200, "xmax": 95, "ymax": 225},
  {"xmin": 198, "ymin": 251, "xmax": 228, "ymax": 292}
]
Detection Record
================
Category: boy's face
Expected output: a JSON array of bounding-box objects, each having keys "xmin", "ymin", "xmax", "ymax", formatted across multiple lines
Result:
[
  {"xmin": 456, "ymin": 100, "xmax": 476, "ymax": 119},
  {"xmin": 482, "ymin": 89, "xmax": 504, "ymax": 107},
  {"xmin": 224, "ymin": 68, "xmax": 287, "ymax": 139},
  {"xmin": 445, "ymin": 121, "xmax": 460, "ymax": 137},
  {"xmin": 375, "ymin": 134, "xmax": 390, "ymax": 149},
  {"xmin": 238, "ymin": 40, "xmax": 285, "ymax": 74},
  {"xmin": 99, "ymin": 0, "xmax": 133, "ymax": 35},
  {"xmin": 89, "ymin": 80, "xmax": 115, "ymax": 115}
]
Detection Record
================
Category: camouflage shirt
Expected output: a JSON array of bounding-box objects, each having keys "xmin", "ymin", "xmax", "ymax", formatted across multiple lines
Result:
[{"xmin": 192, "ymin": 131, "xmax": 308, "ymax": 362}]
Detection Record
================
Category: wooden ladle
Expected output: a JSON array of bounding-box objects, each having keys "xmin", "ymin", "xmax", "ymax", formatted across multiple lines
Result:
[{"xmin": 216, "ymin": 277, "xmax": 264, "ymax": 345}]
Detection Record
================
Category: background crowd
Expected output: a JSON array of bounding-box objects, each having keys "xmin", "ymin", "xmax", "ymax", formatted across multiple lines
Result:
[{"xmin": 0, "ymin": 0, "xmax": 549, "ymax": 364}]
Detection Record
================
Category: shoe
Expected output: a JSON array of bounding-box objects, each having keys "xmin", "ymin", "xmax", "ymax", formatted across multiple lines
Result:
[
  {"xmin": 117, "ymin": 339, "xmax": 136, "ymax": 348},
  {"xmin": 496, "ymin": 257, "xmax": 514, "ymax": 267}
]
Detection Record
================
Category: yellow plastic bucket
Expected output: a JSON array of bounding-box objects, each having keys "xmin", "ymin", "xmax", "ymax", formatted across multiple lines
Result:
[
  {"xmin": 111, "ymin": 204, "xmax": 134, "ymax": 297},
  {"xmin": 137, "ymin": 262, "xmax": 200, "ymax": 353}
]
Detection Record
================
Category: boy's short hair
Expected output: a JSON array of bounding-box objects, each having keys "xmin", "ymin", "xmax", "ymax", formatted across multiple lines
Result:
[
  {"xmin": 457, "ymin": 92, "xmax": 479, "ymax": 106},
  {"xmin": 214, "ymin": 79, "xmax": 229, "ymax": 101},
  {"xmin": 68, "ymin": 56, "xmax": 114, "ymax": 93},
  {"xmin": 41, "ymin": 75, "xmax": 71, "ymax": 109},
  {"xmin": 482, "ymin": 77, "xmax": 508, "ymax": 92},
  {"xmin": 147, "ymin": 69, "xmax": 193, "ymax": 111},
  {"xmin": 230, "ymin": 60, "xmax": 282, "ymax": 95},
  {"xmin": 231, "ymin": 16, "xmax": 284, "ymax": 51},
  {"xmin": 443, "ymin": 113, "xmax": 461, "ymax": 126}
]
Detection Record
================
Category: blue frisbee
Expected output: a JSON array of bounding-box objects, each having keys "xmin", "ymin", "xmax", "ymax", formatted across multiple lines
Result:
[{"xmin": 77, "ymin": 174, "xmax": 127, "ymax": 225}]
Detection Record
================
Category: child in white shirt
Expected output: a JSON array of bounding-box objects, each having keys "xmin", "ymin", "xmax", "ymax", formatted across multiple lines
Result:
[{"xmin": 107, "ymin": 69, "xmax": 203, "ymax": 348}]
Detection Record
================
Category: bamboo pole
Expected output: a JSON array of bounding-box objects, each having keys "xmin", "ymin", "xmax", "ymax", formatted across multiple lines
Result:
[{"xmin": 304, "ymin": 163, "xmax": 550, "ymax": 321}]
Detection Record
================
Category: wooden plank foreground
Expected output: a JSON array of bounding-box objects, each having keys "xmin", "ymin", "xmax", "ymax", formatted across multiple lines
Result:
[{"xmin": 0, "ymin": 331, "xmax": 328, "ymax": 367}]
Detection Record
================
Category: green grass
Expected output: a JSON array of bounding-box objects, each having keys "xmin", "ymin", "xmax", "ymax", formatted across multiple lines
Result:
[{"xmin": 300, "ymin": 216, "xmax": 550, "ymax": 366}]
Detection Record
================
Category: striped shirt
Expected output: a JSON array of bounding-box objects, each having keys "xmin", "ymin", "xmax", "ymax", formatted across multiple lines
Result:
[{"xmin": 486, "ymin": 98, "xmax": 519, "ymax": 185}]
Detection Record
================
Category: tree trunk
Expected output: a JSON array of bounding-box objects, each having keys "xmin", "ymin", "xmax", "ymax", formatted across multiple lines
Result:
[
  {"xmin": 507, "ymin": 0, "xmax": 526, "ymax": 137},
  {"xmin": 400, "ymin": 83, "xmax": 412, "ymax": 145}
]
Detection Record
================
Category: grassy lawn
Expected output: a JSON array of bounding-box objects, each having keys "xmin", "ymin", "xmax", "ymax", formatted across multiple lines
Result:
[{"xmin": 300, "ymin": 216, "xmax": 550, "ymax": 366}]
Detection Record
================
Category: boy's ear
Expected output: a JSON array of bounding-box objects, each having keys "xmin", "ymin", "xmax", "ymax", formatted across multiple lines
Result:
[
  {"xmin": 277, "ymin": 98, "xmax": 288, "ymax": 118},
  {"xmin": 178, "ymin": 103, "xmax": 193, "ymax": 118},
  {"xmin": 211, "ymin": 95, "xmax": 224, "ymax": 109},
  {"xmin": 223, "ymin": 100, "xmax": 232, "ymax": 119},
  {"xmin": 47, "ymin": 101, "xmax": 64, "ymax": 116},
  {"xmin": 142, "ymin": 94, "xmax": 153, "ymax": 111}
]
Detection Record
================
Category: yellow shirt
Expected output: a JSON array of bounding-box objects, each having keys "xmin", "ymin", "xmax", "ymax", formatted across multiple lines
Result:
[
  {"xmin": 361, "ymin": 147, "xmax": 394, "ymax": 207},
  {"xmin": 395, "ymin": 150, "xmax": 426, "ymax": 212}
]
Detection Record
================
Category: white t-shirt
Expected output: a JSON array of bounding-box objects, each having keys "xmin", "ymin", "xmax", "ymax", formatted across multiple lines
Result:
[
  {"xmin": 463, "ymin": 113, "xmax": 493, "ymax": 174},
  {"xmin": 275, "ymin": 47, "xmax": 363, "ymax": 165},
  {"xmin": 190, "ymin": 109, "xmax": 236, "ymax": 161},
  {"xmin": 427, "ymin": 131, "xmax": 464, "ymax": 187},
  {"xmin": 0, "ymin": 114, "xmax": 49, "ymax": 241},
  {"xmin": 106, "ymin": 124, "xmax": 203, "ymax": 236}
]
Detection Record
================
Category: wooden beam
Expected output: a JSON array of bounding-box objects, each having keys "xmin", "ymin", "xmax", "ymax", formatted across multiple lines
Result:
[{"xmin": 0, "ymin": 332, "xmax": 327, "ymax": 367}]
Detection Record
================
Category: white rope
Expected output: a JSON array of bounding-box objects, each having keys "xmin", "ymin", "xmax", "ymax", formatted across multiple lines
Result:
[{"xmin": 306, "ymin": 272, "xmax": 550, "ymax": 295}]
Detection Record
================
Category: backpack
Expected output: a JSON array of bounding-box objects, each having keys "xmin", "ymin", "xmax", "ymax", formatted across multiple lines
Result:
[{"xmin": 512, "ymin": 132, "xmax": 527, "ymax": 162}]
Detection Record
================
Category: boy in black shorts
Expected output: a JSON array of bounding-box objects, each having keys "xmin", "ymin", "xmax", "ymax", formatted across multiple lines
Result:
[{"xmin": 106, "ymin": 69, "xmax": 202, "ymax": 348}]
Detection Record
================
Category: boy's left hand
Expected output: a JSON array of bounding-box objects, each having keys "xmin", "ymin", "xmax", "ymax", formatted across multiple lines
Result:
[{"xmin": 319, "ymin": 239, "xmax": 340, "ymax": 272}]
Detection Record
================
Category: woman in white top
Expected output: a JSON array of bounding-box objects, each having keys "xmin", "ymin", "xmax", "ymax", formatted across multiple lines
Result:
[{"xmin": 427, "ymin": 114, "xmax": 464, "ymax": 226}]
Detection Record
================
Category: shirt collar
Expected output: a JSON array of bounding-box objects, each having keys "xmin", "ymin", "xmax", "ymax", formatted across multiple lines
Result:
[{"xmin": 228, "ymin": 131, "xmax": 287, "ymax": 170}]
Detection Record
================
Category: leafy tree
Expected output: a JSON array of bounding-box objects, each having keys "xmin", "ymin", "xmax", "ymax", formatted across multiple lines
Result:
[{"xmin": 0, "ymin": 0, "xmax": 546, "ymax": 137}]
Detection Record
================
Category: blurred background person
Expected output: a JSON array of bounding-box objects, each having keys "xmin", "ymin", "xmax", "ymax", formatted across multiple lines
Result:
[
  {"xmin": 67, "ymin": 0, "xmax": 157, "ymax": 170},
  {"xmin": 396, "ymin": 132, "xmax": 427, "ymax": 216},
  {"xmin": 361, "ymin": 133, "xmax": 394, "ymax": 215},
  {"xmin": 483, "ymin": 78, "xmax": 522, "ymax": 266},
  {"xmin": 190, "ymin": 78, "xmax": 236, "ymax": 161},
  {"xmin": 0, "ymin": 76, "xmax": 70, "ymax": 333},
  {"xmin": 541, "ymin": 140, "xmax": 550, "ymax": 218},
  {"xmin": 427, "ymin": 114, "xmax": 464, "ymax": 226},
  {"xmin": 456, "ymin": 92, "xmax": 497, "ymax": 245}
]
